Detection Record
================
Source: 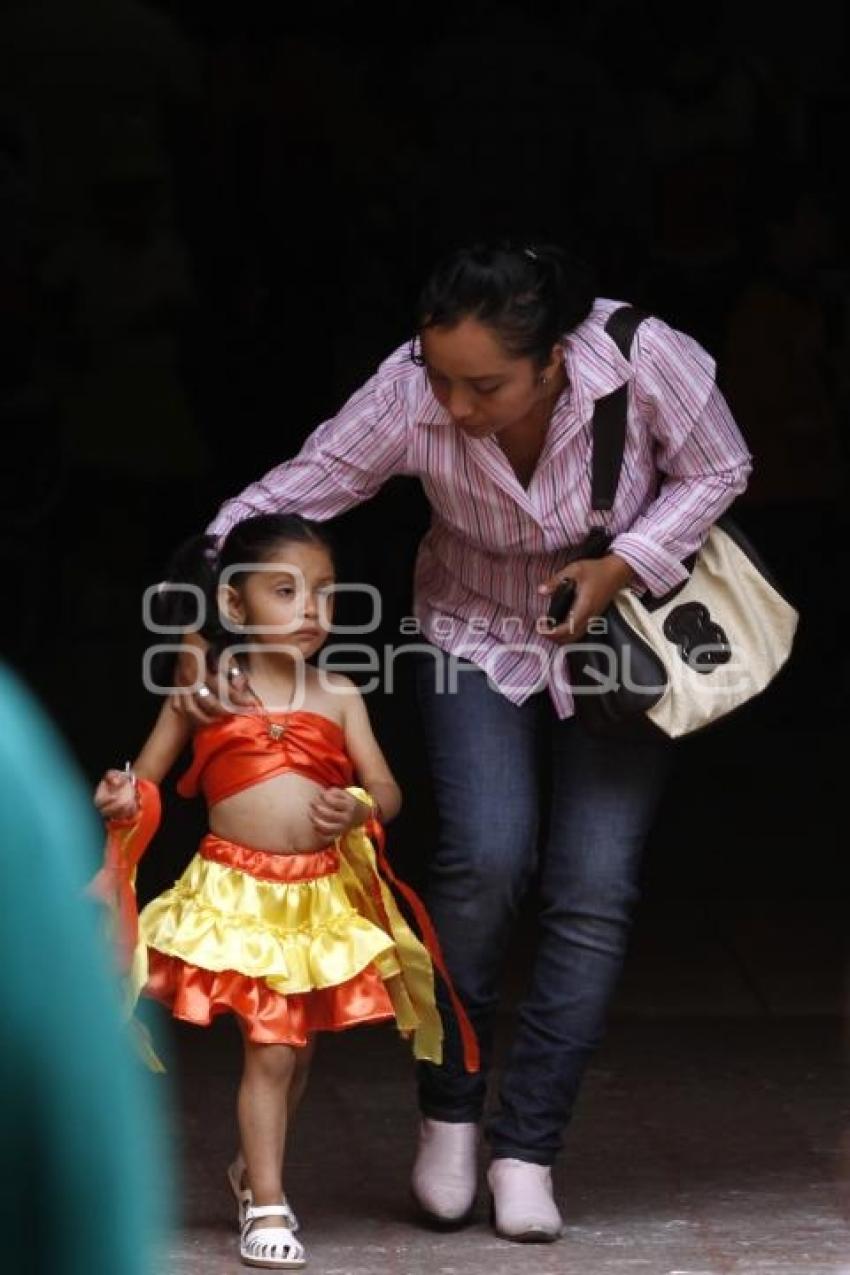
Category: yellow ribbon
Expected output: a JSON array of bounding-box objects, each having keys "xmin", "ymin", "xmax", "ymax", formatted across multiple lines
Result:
[{"xmin": 340, "ymin": 787, "xmax": 444, "ymax": 1064}]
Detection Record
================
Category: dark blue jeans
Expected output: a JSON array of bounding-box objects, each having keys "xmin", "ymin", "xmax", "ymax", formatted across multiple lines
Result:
[{"xmin": 415, "ymin": 656, "xmax": 672, "ymax": 1166}]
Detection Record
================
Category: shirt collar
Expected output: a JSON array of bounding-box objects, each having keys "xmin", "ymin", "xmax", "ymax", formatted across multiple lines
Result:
[{"xmin": 561, "ymin": 300, "xmax": 635, "ymax": 413}]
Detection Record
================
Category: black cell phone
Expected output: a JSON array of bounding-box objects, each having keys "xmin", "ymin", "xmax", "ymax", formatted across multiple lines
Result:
[{"xmin": 547, "ymin": 579, "xmax": 576, "ymax": 627}]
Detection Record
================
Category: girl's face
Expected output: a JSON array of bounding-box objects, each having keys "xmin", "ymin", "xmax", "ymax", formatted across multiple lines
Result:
[
  {"xmin": 419, "ymin": 316, "xmax": 563, "ymax": 439},
  {"xmin": 219, "ymin": 540, "xmax": 335, "ymax": 659}
]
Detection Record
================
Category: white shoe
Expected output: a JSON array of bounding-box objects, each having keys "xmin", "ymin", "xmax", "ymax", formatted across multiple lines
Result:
[
  {"xmin": 410, "ymin": 1118, "xmax": 478, "ymax": 1224},
  {"xmin": 228, "ymin": 1155, "xmax": 299, "ymax": 1233},
  {"xmin": 240, "ymin": 1204, "xmax": 305, "ymax": 1269},
  {"xmin": 487, "ymin": 1157, "xmax": 564, "ymax": 1242}
]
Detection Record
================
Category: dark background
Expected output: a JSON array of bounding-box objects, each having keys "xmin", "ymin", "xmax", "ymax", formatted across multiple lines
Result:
[{"xmin": 1, "ymin": 0, "xmax": 847, "ymax": 920}]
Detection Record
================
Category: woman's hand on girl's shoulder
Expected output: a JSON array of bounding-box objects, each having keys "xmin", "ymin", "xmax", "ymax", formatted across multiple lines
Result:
[
  {"xmin": 171, "ymin": 638, "xmax": 256, "ymax": 725},
  {"xmin": 94, "ymin": 769, "xmax": 140, "ymax": 821}
]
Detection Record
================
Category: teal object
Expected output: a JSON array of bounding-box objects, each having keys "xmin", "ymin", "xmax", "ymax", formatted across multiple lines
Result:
[{"xmin": 0, "ymin": 667, "xmax": 169, "ymax": 1274}]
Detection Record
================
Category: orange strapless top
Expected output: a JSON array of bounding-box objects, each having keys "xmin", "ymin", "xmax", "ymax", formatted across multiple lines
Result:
[{"xmin": 176, "ymin": 711, "xmax": 353, "ymax": 807}]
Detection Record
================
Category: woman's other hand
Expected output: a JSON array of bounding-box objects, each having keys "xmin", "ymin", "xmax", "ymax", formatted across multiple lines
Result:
[{"xmin": 538, "ymin": 554, "xmax": 635, "ymax": 644}]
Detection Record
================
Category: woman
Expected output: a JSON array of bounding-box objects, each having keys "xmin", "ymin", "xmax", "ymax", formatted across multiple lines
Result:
[{"xmin": 181, "ymin": 242, "xmax": 751, "ymax": 1242}]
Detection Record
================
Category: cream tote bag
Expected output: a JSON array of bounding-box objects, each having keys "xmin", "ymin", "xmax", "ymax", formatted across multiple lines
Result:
[{"xmin": 560, "ymin": 308, "xmax": 798, "ymax": 738}]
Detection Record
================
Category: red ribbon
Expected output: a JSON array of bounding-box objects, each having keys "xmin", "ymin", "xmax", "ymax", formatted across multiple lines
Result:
[
  {"xmin": 89, "ymin": 779, "xmax": 161, "ymax": 971},
  {"xmin": 366, "ymin": 816, "xmax": 480, "ymax": 1075}
]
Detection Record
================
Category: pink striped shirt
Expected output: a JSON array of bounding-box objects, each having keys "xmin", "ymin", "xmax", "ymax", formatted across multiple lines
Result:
[{"xmin": 208, "ymin": 299, "xmax": 752, "ymax": 717}]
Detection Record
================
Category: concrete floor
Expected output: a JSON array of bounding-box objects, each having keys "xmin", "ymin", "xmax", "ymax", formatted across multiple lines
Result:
[{"xmin": 154, "ymin": 900, "xmax": 850, "ymax": 1275}]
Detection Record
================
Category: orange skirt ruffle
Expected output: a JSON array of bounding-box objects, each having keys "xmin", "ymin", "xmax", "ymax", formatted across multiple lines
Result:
[{"xmin": 145, "ymin": 950, "xmax": 395, "ymax": 1045}]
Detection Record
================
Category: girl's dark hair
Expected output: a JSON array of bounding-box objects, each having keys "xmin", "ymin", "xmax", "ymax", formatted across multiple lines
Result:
[
  {"xmin": 413, "ymin": 240, "xmax": 597, "ymax": 367},
  {"xmin": 150, "ymin": 514, "xmax": 336, "ymax": 679}
]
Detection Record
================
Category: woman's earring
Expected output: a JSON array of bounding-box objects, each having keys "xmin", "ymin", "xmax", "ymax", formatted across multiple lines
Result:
[{"xmin": 540, "ymin": 374, "xmax": 549, "ymax": 385}]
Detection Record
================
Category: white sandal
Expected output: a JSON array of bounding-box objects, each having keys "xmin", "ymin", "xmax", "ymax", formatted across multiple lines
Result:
[
  {"xmin": 228, "ymin": 1155, "xmax": 299, "ymax": 1232},
  {"xmin": 240, "ymin": 1204, "xmax": 306, "ymax": 1269}
]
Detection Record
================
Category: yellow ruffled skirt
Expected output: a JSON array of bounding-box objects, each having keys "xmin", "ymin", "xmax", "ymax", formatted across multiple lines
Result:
[{"xmin": 139, "ymin": 831, "xmax": 442, "ymax": 1059}]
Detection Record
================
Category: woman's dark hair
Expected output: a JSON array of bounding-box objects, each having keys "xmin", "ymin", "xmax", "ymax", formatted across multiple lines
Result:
[
  {"xmin": 413, "ymin": 240, "xmax": 597, "ymax": 367},
  {"xmin": 150, "ymin": 514, "xmax": 336, "ymax": 680}
]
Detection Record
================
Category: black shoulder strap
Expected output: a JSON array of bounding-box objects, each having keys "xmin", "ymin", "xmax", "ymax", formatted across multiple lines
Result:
[{"xmin": 590, "ymin": 306, "xmax": 649, "ymax": 512}]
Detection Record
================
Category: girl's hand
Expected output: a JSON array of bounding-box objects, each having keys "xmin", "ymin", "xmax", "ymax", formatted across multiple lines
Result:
[
  {"xmin": 538, "ymin": 554, "xmax": 635, "ymax": 644},
  {"xmin": 309, "ymin": 787, "xmax": 371, "ymax": 840},
  {"xmin": 94, "ymin": 770, "xmax": 140, "ymax": 821}
]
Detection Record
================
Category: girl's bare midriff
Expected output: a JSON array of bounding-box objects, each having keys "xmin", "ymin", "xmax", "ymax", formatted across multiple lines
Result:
[{"xmin": 209, "ymin": 771, "xmax": 336, "ymax": 853}]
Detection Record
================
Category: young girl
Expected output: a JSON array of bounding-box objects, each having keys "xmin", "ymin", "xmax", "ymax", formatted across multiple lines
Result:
[{"xmin": 93, "ymin": 514, "xmax": 476, "ymax": 1270}]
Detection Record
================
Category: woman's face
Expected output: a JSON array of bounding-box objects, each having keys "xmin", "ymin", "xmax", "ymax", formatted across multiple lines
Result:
[{"xmin": 419, "ymin": 316, "xmax": 562, "ymax": 438}]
